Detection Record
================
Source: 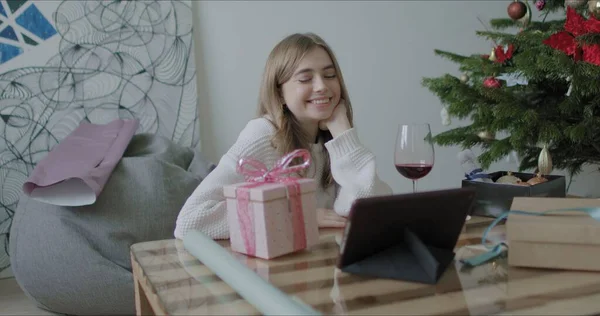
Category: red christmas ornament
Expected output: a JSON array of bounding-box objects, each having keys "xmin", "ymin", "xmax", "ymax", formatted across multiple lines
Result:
[
  {"xmin": 493, "ymin": 44, "xmax": 515, "ymax": 64},
  {"xmin": 508, "ymin": 1, "xmax": 527, "ymax": 20},
  {"xmin": 483, "ymin": 77, "xmax": 503, "ymax": 88},
  {"xmin": 543, "ymin": 7, "xmax": 600, "ymax": 66}
]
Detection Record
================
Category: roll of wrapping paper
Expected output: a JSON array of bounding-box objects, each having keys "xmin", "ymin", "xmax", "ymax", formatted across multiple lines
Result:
[{"xmin": 183, "ymin": 230, "xmax": 320, "ymax": 315}]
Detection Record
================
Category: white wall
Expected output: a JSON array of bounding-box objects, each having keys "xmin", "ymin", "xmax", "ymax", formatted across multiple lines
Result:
[{"xmin": 191, "ymin": 1, "xmax": 599, "ymax": 197}]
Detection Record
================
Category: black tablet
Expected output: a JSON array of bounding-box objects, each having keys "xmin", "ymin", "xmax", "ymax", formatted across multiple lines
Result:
[{"xmin": 337, "ymin": 187, "xmax": 476, "ymax": 284}]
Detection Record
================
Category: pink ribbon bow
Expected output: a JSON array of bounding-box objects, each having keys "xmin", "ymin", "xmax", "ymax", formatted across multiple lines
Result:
[
  {"xmin": 236, "ymin": 149, "xmax": 312, "ymax": 183},
  {"xmin": 234, "ymin": 149, "xmax": 312, "ymax": 257}
]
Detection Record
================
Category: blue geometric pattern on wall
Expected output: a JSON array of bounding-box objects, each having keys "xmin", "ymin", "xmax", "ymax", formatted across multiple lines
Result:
[
  {"xmin": 0, "ymin": 26, "xmax": 17, "ymax": 41},
  {"xmin": 0, "ymin": 1, "xmax": 57, "ymax": 64},
  {"xmin": 15, "ymin": 4, "xmax": 57, "ymax": 40},
  {"xmin": 7, "ymin": 1, "xmax": 27, "ymax": 14},
  {"xmin": 0, "ymin": 43, "xmax": 21, "ymax": 63}
]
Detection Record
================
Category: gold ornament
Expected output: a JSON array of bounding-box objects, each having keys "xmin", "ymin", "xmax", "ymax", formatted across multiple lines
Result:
[
  {"xmin": 527, "ymin": 172, "xmax": 548, "ymax": 185},
  {"xmin": 565, "ymin": 0, "xmax": 586, "ymax": 8},
  {"xmin": 496, "ymin": 171, "xmax": 523, "ymax": 184},
  {"xmin": 538, "ymin": 145, "xmax": 553, "ymax": 175},
  {"xmin": 590, "ymin": 0, "xmax": 600, "ymax": 16},
  {"xmin": 460, "ymin": 73, "xmax": 469, "ymax": 83},
  {"xmin": 477, "ymin": 131, "xmax": 495, "ymax": 140},
  {"xmin": 488, "ymin": 49, "xmax": 497, "ymax": 62}
]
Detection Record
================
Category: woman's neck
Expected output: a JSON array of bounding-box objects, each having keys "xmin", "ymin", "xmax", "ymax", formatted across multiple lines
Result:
[{"xmin": 300, "ymin": 121, "xmax": 319, "ymax": 144}]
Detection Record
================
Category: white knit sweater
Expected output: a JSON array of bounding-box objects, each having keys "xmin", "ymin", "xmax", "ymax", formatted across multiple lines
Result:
[{"xmin": 174, "ymin": 117, "xmax": 392, "ymax": 240}]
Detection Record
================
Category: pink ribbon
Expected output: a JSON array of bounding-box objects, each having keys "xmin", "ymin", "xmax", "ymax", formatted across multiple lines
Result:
[
  {"xmin": 236, "ymin": 149, "xmax": 311, "ymax": 183},
  {"xmin": 234, "ymin": 149, "xmax": 311, "ymax": 257}
]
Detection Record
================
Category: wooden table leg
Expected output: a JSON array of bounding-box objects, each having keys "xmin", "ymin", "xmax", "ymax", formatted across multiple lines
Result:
[{"xmin": 134, "ymin": 272, "xmax": 154, "ymax": 316}]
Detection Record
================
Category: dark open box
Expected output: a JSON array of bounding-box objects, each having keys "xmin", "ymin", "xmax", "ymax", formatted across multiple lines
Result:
[{"xmin": 461, "ymin": 171, "xmax": 566, "ymax": 217}]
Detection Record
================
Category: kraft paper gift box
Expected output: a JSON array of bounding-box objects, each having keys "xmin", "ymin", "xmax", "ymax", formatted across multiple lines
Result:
[
  {"xmin": 224, "ymin": 178, "xmax": 320, "ymax": 260},
  {"xmin": 506, "ymin": 197, "xmax": 600, "ymax": 271}
]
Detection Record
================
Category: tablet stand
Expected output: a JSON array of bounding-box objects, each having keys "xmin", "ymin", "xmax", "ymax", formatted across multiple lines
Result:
[{"xmin": 340, "ymin": 228, "xmax": 455, "ymax": 284}]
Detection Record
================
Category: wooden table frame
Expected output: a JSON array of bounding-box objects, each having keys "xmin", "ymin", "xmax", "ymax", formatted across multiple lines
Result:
[
  {"xmin": 130, "ymin": 216, "xmax": 496, "ymax": 316},
  {"xmin": 132, "ymin": 252, "xmax": 168, "ymax": 315}
]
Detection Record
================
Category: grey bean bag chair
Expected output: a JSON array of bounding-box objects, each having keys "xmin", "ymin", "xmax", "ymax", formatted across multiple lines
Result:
[{"xmin": 9, "ymin": 134, "xmax": 215, "ymax": 315}]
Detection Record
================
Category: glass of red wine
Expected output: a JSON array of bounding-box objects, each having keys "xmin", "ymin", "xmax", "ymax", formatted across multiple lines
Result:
[{"xmin": 394, "ymin": 123, "xmax": 435, "ymax": 193}]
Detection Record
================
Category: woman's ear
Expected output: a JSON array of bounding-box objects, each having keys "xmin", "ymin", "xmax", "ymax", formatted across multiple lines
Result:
[{"xmin": 278, "ymin": 95, "xmax": 286, "ymax": 106}]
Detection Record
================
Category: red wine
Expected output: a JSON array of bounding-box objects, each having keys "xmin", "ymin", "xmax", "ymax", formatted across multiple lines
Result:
[{"xmin": 395, "ymin": 164, "xmax": 433, "ymax": 180}]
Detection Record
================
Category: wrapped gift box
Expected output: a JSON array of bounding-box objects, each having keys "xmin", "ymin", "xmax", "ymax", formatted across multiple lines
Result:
[
  {"xmin": 506, "ymin": 197, "xmax": 600, "ymax": 271},
  {"xmin": 462, "ymin": 171, "xmax": 566, "ymax": 217},
  {"xmin": 224, "ymin": 178, "xmax": 319, "ymax": 260}
]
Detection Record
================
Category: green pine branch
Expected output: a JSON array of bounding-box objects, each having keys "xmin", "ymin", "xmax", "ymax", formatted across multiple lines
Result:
[
  {"xmin": 422, "ymin": 2, "xmax": 600, "ymax": 177},
  {"xmin": 475, "ymin": 31, "xmax": 518, "ymax": 44},
  {"xmin": 578, "ymin": 34, "xmax": 600, "ymax": 45},
  {"xmin": 489, "ymin": 18, "xmax": 564, "ymax": 32},
  {"xmin": 478, "ymin": 138, "xmax": 513, "ymax": 167},
  {"xmin": 489, "ymin": 18, "xmax": 520, "ymax": 29},
  {"xmin": 432, "ymin": 50, "xmax": 470, "ymax": 64},
  {"xmin": 540, "ymin": 0, "xmax": 583, "ymax": 12}
]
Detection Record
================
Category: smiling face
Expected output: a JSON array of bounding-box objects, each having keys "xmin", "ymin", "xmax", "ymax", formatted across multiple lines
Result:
[{"xmin": 280, "ymin": 47, "xmax": 341, "ymax": 133}]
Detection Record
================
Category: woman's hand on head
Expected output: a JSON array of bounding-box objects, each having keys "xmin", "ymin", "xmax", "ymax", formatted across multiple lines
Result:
[
  {"xmin": 318, "ymin": 99, "xmax": 351, "ymax": 137},
  {"xmin": 317, "ymin": 208, "xmax": 346, "ymax": 228}
]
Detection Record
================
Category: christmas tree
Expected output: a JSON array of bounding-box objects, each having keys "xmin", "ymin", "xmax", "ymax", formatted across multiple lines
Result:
[{"xmin": 422, "ymin": 0, "xmax": 600, "ymax": 178}]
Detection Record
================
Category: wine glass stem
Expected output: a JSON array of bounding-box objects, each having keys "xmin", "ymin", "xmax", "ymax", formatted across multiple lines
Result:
[{"xmin": 413, "ymin": 180, "xmax": 417, "ymax": 193}]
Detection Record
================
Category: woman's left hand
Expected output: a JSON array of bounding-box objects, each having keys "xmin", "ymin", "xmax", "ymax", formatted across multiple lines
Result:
[
  {"xmin": 319, "ymin": 99, "xmax": 351, "ymax": 137},
  {"xmin": 317, "ymin": 208, "xmax": 347, "ymax": 228}
]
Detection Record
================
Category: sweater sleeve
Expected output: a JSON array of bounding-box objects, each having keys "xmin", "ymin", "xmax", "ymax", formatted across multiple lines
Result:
[
  {"xmin": 174, "ymin": 118, "xmax": 278, "ymax": 240},
  {"xmin": 324, "ymin": 128, "xmax": 393, "ymax": 217}
]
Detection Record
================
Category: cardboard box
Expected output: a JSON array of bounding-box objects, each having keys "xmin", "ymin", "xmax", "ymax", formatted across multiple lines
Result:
[
  {"xmin": 462, "ymin": 171, "xmax": 566, "ymax": 217},
  {"xmin": 224, "ymin": 178, "xmax": 319, "ymax": 259},
  {"xmin": 506, "ymin": 197, "xmax": 600, "ymax": 271}
]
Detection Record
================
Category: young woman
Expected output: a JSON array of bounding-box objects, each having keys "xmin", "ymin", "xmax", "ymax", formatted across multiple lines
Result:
[{"xmin": 175, "ymin": 33, "xmax": 392, "ymax": 240}]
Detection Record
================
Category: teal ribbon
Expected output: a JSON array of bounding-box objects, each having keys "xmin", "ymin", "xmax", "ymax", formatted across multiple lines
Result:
[{"xmin": 460, "ymin": 207, "xmax": 600, "ymax": 267}]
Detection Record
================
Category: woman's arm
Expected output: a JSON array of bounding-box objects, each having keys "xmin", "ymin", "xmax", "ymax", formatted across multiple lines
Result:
[
  {"xmin": 325, "ymin": 128, "xmax": 393, "ymax": 216},
  {"xmin": 320, "ymin": 101, "xmax": 393, "ymax": 217},
  {"xmin": 174, "ymin": 118, "xmax": 278, "ymax": 239}
]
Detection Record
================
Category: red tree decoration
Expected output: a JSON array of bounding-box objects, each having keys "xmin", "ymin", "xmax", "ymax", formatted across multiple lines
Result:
[
  {"xmin": 543, "ymin": 7, "xmax": 600, "ymax": 66},
  {"xmin": 494, "ymin": 44, "xmax": 515, "ymax": 64}
]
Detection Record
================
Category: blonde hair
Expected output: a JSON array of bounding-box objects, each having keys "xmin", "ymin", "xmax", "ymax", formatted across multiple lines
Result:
[{"xmin": 257, "ymin": 32, "xmax": 354, "ymax": 188}]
